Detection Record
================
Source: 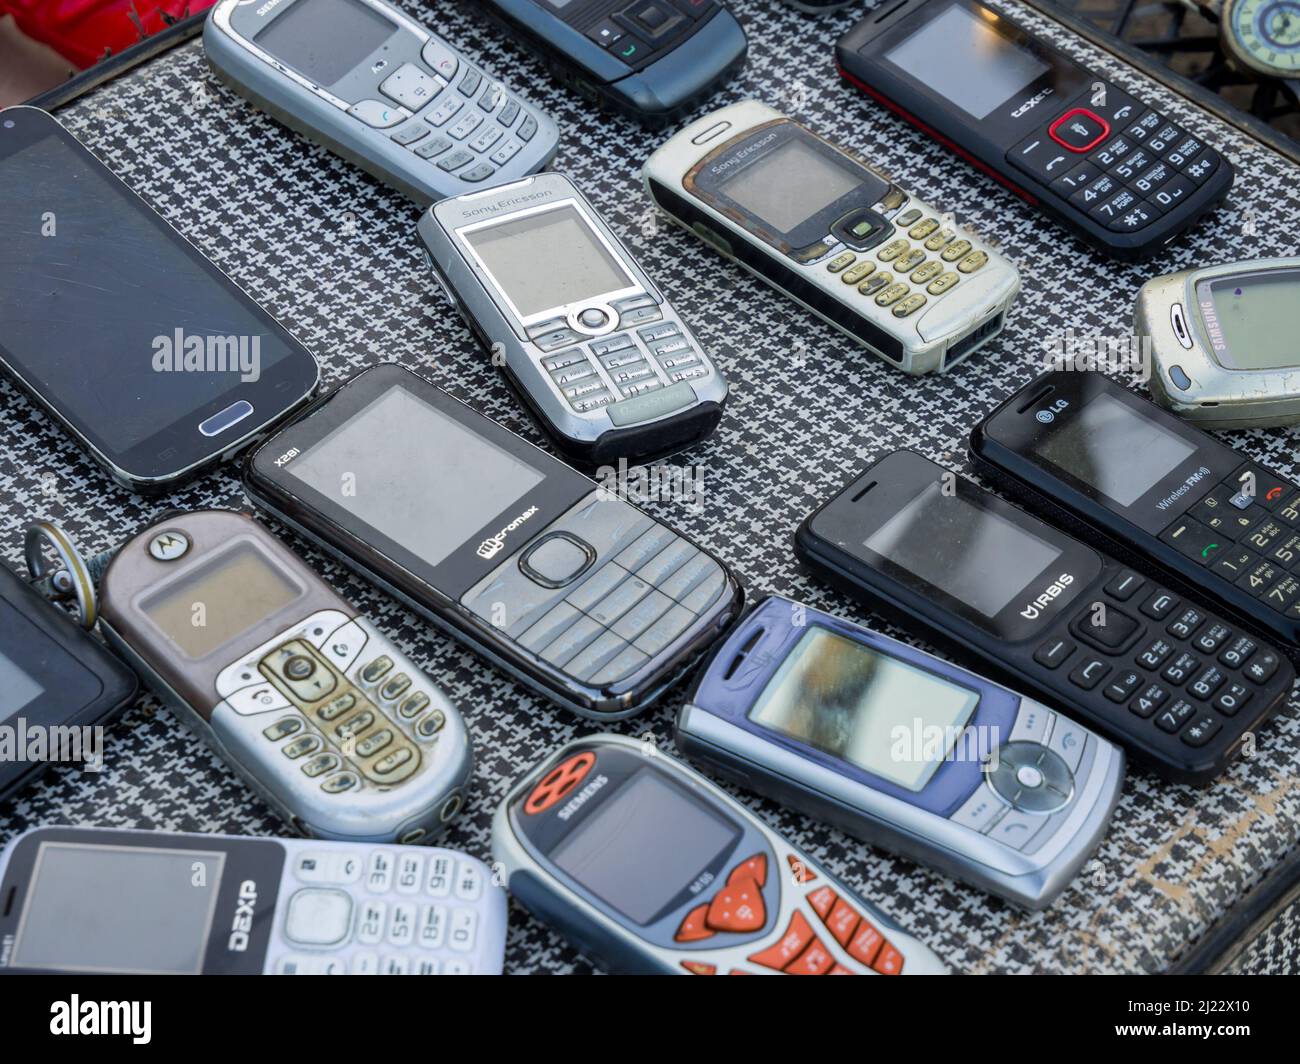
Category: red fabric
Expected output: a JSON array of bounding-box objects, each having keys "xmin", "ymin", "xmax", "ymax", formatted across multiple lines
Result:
[{"xmin": 0, "ymin": 1, "xmax": 217, "ymax": 69}]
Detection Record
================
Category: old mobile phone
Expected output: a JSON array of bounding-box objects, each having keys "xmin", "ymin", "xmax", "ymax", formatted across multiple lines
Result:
[
  {"xmin": 1136, "ymin": 256, "xmax": 1300, "ymax": 428},
  {"xmin": 970, "ymin": 370, "xmax": 1300, "ymax": 656},
  {"xmin": 0, "ymin": 563, "xmax": 138, "ymax": 804},
  {"xmin": 0, "ymin": 825, "xmax": 506, "ymax": 974},
  {"xmin": 836, "ymin": 0, "xmax": 1235, "ymax": 260},
  {"xmin": 642, "ymin": 100, "xmax": 1021, "ymax": 375},
  {"xmin": 244, "ymin": 364, "xmax": 743, "ymax": 720},
  {"xmin": 475, "ymin": 0, "xmax": 747, "ymax": 126},
  {"xmin": 492, "ymin": 733, "xmax": 946, "ymax": 973},
  {"xmin": 96, "ymin": 509, "xmax": 473, "ymax": 843},
  {"xmin": 204, "ymin": 0, "xmax": 559, "ymax": 203},
  {"xmin": 795, "ymin": 450, "xmax": 1294, "ymax": 783},
  {"xmin": 418, "ymin": 173, "xmax": 728, "ymax": 465},
  {"xmin": 0, "ymin": 107, "xmax": 320, "ymax": 493},
  {"xmin": 676, "ymin": 595, "xmax": 1124, "ymax": 909}
]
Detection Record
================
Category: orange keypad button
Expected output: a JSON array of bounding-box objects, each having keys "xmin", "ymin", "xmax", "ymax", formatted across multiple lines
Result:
[
  {"xmin": 847, "ymin": 920, "xmax": 884, "ymax": 966},
  {"xmin": 785, "ymin": 936, "xmax": 835, "ymax": 975},
  {"xmin": 674, "ymin": 902, "xmax": 714, "ymax": 943},
  {"xmin": 825, "ymin": 898, "xmax": 861, "ymax": 947},
  {"xmin": 728, "ymin": 969, "xmax": 754, "ymax": 975},
  {"xmin": 873, "ymin": 944, "xmax": 904, "ymax": 975},
  {"xmin": 748, "ymin": 911, "xmax": 815, "ymax": 971},
  {"xmin": 828, "ymin": 964, "xmax": 857, "ymax": 975},
  {"xmin": 787, "ymin": 854, "xmax": 815, "ymax": 883},
  {"xmin": 681, "ymin": 961, "xmax": 716, "ymax": 975},
  {"xmin": 807, "ymin": 885, "xmax": 837, "ymax": 919},
  {"xmin": 705, "ymin": 875, "xmax": 765, "ymax": 933},
  {"xmin": 728, "ymin": 852, "xmax": 768, "ymax": 888}
]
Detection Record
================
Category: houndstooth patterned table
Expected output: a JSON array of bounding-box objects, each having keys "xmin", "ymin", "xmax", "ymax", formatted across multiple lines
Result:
[{"xmin": 3, "ymin": 0, "xmax": 1300, "ymax": 974}]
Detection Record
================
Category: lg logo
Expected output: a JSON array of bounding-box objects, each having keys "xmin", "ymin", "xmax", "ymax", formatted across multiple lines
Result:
[{"xmin": 1036, "ymin": 398, "xmax": 1071, "ymax": 424}]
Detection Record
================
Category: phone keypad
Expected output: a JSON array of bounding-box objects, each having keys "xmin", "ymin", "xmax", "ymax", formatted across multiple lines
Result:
[
  {"xmin": 460, "ymin": 490, "xmax": 730, "ymax": 690},
  {"xmin": 821, "ymin": 211, "xmax": 990, "ymax": 318},
  {"xmin": 363, "ymin": 41, "xmax": 540, "ymax": 186},
  {"xmin": 533, "ymin": 298, "xmax": 715, "ymax": 417},
  {"xmin": 1006, "ymin": 81, "xmax": 1223, "ymax": 232},
  {"xmin": 1034, "ymin": 570, "xmax": 1288, "ymax": 749},
  {"xmin": 1158, "ymin": 463, "xmax": 1300, "ymax": 618},
  {"xmin": 276, "ymin": 847, "xmax": 496, "ymax": 975}
]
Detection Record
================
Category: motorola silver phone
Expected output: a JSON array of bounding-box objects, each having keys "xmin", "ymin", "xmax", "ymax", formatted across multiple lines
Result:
[
  {"xmin": 419, "ymin": 172, "xmax": 728, "ymax": 464},
  {"xmin": 97, "ymin": 509, "xmax": 473, "ymax": 844}
]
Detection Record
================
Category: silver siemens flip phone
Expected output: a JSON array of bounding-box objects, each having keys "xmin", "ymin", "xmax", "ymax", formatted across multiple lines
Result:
[
  {"xmin": 643, "ymin": 100, "xmax": 1021, "ymax": 375},
  {"xmin": 204, "ymin": 0, "xmax": 559, "ymax": 203},
  {"xmin": 96, "ymin": 510, "xmax": 473, "ymax": 844},
  {"xmin": 1137, "ymin": 256, "xmax": 1300, "ymax": 428},
  {"xmin": 0, "ymin": 826, "xmax": 507, "ymax": 974},
  {"xmin": 418, "ymin": 173, "xmax": 729, "ymax": 464}
]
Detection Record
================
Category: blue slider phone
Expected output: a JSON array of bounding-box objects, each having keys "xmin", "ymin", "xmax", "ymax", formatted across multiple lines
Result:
[{"xmin": 675, "ymin": 595, "xmax": 1125, "ymax": 909}]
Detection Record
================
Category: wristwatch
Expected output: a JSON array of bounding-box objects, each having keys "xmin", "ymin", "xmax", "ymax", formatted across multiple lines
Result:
[{"xmin": 1182, "ymin": 0, "xmax": 1300, "ymax": 93}]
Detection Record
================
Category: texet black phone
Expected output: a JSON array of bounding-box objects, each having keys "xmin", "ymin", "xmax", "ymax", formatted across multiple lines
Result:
[
  {"xmin": 970, "ymin": 370, "xmax": 1300, "ymax": 655},
  {"xmin": 0, "ymin": 106, "xmax": 320, "ymax": 493},
  {"xmin": 835, "ymin": 0, "xmax": 1234, "ymax": 261},
  {"xmin": 244, "ymin": 363, "xmax": 743, "ymax": 719},
  {"xmin": 795, "ymin": 450, "xmax": 1295, "ymax": 784}
]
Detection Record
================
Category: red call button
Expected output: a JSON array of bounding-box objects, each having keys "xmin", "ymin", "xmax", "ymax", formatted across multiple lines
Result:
[{"xmin": 523, "ymin": 752, "xmax": 596, "ymax": 815}]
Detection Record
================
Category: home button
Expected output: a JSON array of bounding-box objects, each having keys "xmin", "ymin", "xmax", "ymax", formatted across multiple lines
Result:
[
  {"xmin": 519, "ymin": 532, "xmax": 596, "ymax": 588},
  {"xmin": 199, "ymin": 399, "xmax": 255, "ymax": 437}
]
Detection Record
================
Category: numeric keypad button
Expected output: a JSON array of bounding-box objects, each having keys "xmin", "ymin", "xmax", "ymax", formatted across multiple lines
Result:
[
  {"xmin": 1155, "ymin": 698, "xmax": 1196, "ymax": 733},
  {"xmin": 1181, "ymin": 713, "xmax": 1222, "ymax": 747},
  {"xmin": 1166, "ymin": 607, "xmax": 1205, "ymax": 640},
  {"xmin": 1212, "ymin": 547, "xmax": 1259, "ymax": 581},
  {"xmin": 1218, "ymin": 636, "xmax": 1258, "ymax": 668},
  {"xmin": 1129, "ymin": 683, "xmax": 1169, "ymax": 718},
  {"xmin": 1103, "ymin": 670, "xmax": 1142, "ymax": 703},
  {"xmin": 366, "ymin": 851, "xmax": 395, "ymax": 893},
  {"xmin": 1162, "ymin": 651, "xmax": 1201, "ymax": 685},
  {"xmin": 357, "ymin": 900, "xmax": 387, "ymax": 945},
  {"xmin": 1244, "ymin": 649, "xmax": 1280, "ymax": 684},
  {"xmin": 425, "ymin": 855, "xmax": 454, "ymax": 897},
  {"xmin": 1194, "ymin": 623, "xmax": 1232, "ymax": 654},
  {"xmin": 1213, "ymin": 682, "xmax": 1252, "ymax": 717},
  {"xmin": 1137, "ymin": 637, "xmax": 1175, "ymax": 670},
  {"xmin": 1188, "ymin": 665, "xmax": 1227, "ymax": 701}
]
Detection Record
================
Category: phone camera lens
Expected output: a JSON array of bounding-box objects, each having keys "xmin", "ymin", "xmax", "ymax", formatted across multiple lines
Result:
[{"xmin": 283, "ymin": 655, "xmax": 316, "ymax": 681}]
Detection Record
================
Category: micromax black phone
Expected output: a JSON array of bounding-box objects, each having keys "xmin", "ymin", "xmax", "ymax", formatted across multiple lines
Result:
[
  {"xmin": 0, "ymin": 563, "xmax": 137, "ymax": 804},
  {"xmin": 970, "ymin": 370, "xmax": 1300, "ymax": 655},
  {"xmin": 1137, "ymin": 256, "xmax": 1300, "ymax": 428},
  {"xmin": 643, "ymin": 100, "xmax": 1021, "ymax": 374},
  {"xmin": 97, "ymin": 510, "xmax": 473, "ymax": 843},
  {"xmin": 475, "ymin": 0, "xmax": 748, "ymax": 126},
  {"xmin": 677, "ymin": 595, "xmax": 1124, "ymax": 909},
  {"xmin": 204, "ymin": 0, "xmax": 559, "ymax": 203},
  {"xmin": 795, "ymin": 450, "xmax": 1295, "ymax": 783},
  {"xmin": 0, "ymin": 106, "xmax": 320, "ymax": 493},
  {"xmin": 0, "ymin": 826, "xmax": 507, "ymax": 974},
  {"xmin": 419, "ymin": 172, "xmax": 728, "ymax": 465},
  {"xmin": 492, "ymin": 733, "xmax": 947, "ymax": 973},
  {"xmin": 836, "ymin": 0, "xmax": 1235, "ymax": 260},
  {"xmin": 244, "ymin": 364, "xmax": 743, "ymax": 719}
]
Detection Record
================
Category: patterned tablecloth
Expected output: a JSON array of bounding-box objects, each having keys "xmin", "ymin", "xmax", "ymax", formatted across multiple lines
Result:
[{"xmin": 3, "ymin": 0, "xmax": 1299, "ymax": 974}]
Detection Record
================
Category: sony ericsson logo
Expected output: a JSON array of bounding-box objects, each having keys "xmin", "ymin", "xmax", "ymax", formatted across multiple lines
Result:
[
  {"xmin": 254, "ymin": 0, "xmax": 288, "ymax": 16},
  {"xmin": 1011, "ymin": 87, "xmax": 1054, "ymax": 118},
  {"xmin": 228, "ymin": 880, "xmax": 258, "ymax": 951},
  {"xmin": 461, "ymin": 192, "xmax": 552, "ymax": 218},
  {"xmin": 477, "ymin": 505, "xmax": 540, "ymax": 559},
  {"xmin": 708, "ymin": 131, "xmax": 779, "ymax": 176},
  {"xmin": 1019, "ymin": 573, "xmax": 1075, "ymax": 620}
]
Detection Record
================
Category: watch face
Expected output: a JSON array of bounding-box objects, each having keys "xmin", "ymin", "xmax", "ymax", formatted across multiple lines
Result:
[{"xmin": 1225, "ymin": 0, "xmax": 1300, "ymax": 77}]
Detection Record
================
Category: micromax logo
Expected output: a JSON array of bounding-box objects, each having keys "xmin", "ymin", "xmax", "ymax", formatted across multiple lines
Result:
[
  {"xmin": 476, "ymin": 506, "xmax": 540, "ymax": 559},
  {"xmin": 1019, "ymin": 573, "xmax": 1075, "ymax": 620}
]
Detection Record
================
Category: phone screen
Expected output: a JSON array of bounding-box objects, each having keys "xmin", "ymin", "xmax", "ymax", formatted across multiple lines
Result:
[{"xmin": 0, "ymin": 113, "xmax": 316, "ymax": 478}]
